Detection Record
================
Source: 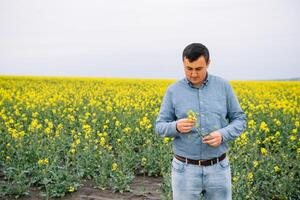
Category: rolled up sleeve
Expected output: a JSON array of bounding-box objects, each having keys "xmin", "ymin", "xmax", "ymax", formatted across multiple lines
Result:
[
  {"xmin": 155, "ymin": 88, "xmax": 180, "ymax": 138},
  {"xmin": 218, "ymin": 82, "xmax": 247, "ymax": 143}
]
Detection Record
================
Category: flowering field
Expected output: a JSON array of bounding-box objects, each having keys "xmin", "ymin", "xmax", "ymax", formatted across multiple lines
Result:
[{"xmin": 0, "ymin": 76, "xmax": 299, "ymax": 199}]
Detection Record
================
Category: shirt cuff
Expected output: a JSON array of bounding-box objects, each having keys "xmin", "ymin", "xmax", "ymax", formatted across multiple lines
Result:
[
  {"xmin": 218, "ymin": 127, "xmax": 229, "ymax": 143},
  {"xmin": 171, "ymin": 121, "xmax": 180, "ymax": 137}
]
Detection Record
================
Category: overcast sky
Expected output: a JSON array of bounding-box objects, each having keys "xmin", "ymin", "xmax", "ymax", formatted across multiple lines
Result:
[{"xmin": 0, "ymin": 0, "xmax": 299, "ymax": 80}]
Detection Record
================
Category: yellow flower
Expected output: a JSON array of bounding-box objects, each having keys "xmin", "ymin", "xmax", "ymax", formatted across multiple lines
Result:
[
  {"xmin": 107, "ymin": 145, "xmax": 112, "ymax": 151},
  {"xmin": 123, "ymin": 127, "xmax": 132, "ymax": 134},
  {"xmin": 38, "ymin": 158, "xmax": 49, "ymax": 165},
  {"xmin": 57, "ymin": 123, "xmax": 63, "ymax": 129},
  {"xmin": 261, "ymin": 147, "xmax": 267, "ymax": 155},
  {"xmin": 139, "ymin": 116, "xmax": 151, "ymax": 128},
  {"xmin": 141, "ymin": 157, "xmax": 147, "ymax": 166},
  {"xmin": 247, "ymin": 172, "xmax": 253, "ymax": 180},
  {"xmin": 248, "ymin": 120, "xmax": 256, "ymax": 129},
  {"xmin": 273, "ymin": 118, "xmax": 281, "ymax": 126},
  {"xmin": 68, "ymin": 186, "xmax": 75, "ymax": 193},
  {"xmin": 292, "ymin": 129, "xmax": 298, "ymax": 134},
  {"xmin": 106, "ymin": 105, "xmax": 112, "ymax": 112},
  {"xmin": 115, "ymin": 120, "xmax": 121, "ymax": 127},
  {"xmin": 32, "ymin": 112, "xmax": 39, "ymax": 118},
  {"xmin": 274, "ymin": 165, "xmax": 280, "ymax": 173},
  {"xmin": 75, "ymin": 138, "xmax": 81, "ymax": 145},
  {"xmin": 48, "ymin": 121, "xmax": 53, "ymax": 129},
  {"xmin": 45, "ymin": 127, "xmax": 51, "ymax": 134},
  {"xmin": 82, "ymin": 124, "xmax": 92, "ymax": 136},
  {"xmin": 290, "ymin": 135, "xmax": 296, "ymax": 142},
  {"xmin": 112, "ymin": 163, "xmax": 118, "ymax": 171},
  {"xmin": 70, "ymin": 148, "xmax": 76, "ymax": 154},
  {"xmin": 164, "ymin": 137, "xmax": 170, "ymax": 143},
  {"xmin": 100, "ymin": 137, "xmax": 106, "ymax": 146},
  {"xmin": 253, "ymin": 160, "xmax": 259, "ymax": 168},
  {"xmin": 233, "ymin": 177, "xmax": 238, "ymax": 182},
  {"xmin": 103, "ymin": 125, "xmax": 108, "ymax": 130},
  {"xmin": 187, "ymin": 110, "xmax": 197, "ymax": 121},
  {"xmin": 259, "ymin": 122, "xmax": 270, "ymax": 133}
]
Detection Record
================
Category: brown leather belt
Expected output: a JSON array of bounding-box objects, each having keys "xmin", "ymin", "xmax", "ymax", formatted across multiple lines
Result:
[{"xmin": 174, "ymin": 153, "xmax": 226, "ymax": 166}]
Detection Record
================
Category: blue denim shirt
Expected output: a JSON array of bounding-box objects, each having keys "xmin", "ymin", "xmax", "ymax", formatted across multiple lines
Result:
[{"xmin": 155, "ymin": 73, "xmax": 247, "ymax": 160}]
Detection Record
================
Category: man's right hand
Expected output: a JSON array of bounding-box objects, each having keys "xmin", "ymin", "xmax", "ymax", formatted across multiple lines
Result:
[{"xmin": 176, "ymin": 118, "xmax": 195, "ymax": 133}]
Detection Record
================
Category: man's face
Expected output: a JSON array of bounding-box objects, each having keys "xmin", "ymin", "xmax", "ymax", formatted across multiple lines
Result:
[{"xmin": 183, "ymin": 56, "xmax": 210, "ymax": 86}]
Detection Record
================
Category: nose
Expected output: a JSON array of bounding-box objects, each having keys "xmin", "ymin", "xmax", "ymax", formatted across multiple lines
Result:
[{"xmin": 191, "ymin": 72, "xmax": 198, "ymax": 77}]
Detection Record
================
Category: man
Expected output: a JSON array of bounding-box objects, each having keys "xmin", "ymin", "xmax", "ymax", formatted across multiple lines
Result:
[{"xmin": 155, "ymin": 43, "xmax": 247, "ymax": 200}]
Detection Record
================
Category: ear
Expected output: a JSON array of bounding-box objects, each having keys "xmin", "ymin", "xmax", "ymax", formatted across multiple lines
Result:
[{"xmin": 206, "ymin": 59, "xmax": 211, "ymax": 68}]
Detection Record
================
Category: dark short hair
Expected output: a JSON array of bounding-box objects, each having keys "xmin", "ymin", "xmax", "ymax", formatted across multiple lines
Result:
[{"xmin": 182, "ymin": 43, "xmax": 210, "ymax": 63}]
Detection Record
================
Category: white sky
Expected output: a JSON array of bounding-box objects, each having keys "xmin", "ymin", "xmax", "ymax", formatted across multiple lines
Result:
[{"xmin": 0, "ymin": 0, "xmax": 299, "ymax": 80}]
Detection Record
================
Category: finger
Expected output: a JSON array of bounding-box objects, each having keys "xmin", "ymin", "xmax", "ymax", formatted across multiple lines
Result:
[
  {"xmin": 185, "ymin": 119, "xmax": 196, "ymax": 123},
  {"xmin": 178, "ymin": 123, "xmax": 192, "ymax": 128},
  {"xmin": 209, "ymin": 142, "xmax": 220, "ymax": 147},
  {"xmin": 180, "ymin": 127, "xmax": 191, "ymax": 132},
  {"xmin": 202, "ymin": 136, "xmax": 214, "ymax": 142},
  {"xmin": 203, "ymin": 134, "xmax": 213, "ymax": 139},
  {"xmin": 185, "ymin": 118, "xmax": 195, "ymax": 122},
  {"xmin": 182, "ymin": 128, "xmax": 192, "ymax": 132},
  {"xmin": 182, "ymin": 125, "xmax": 194, "ymax": 129},
  {"xmin": 182, "ymin": 122, "xmax": 195, "ymax": 126},
  {"xmin": 203, "ymin": 138, "xmax": 217, "ymax": 144},
  {"xmin": 208, "ymin": 139, "xmax": 221, "ymax": 146},
  {"xmin": 180, "ymin": 119, "xmax": 195, "ymax": 123},
  {"xmin": 203, "ymin": 134, "xmax": 212, "ymax": 139},
  {"xmin": 181, "ymin": 123, "xmax": 194, "ymax": 127}
]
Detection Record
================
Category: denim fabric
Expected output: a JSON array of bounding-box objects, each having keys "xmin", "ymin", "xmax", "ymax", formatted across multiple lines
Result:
[
  {"xmin": 155, "ymin": 73, "xmax": 247, "ymax": 160},
  {"xmin": 171, "ymin": 156, "xmax": 232, "ymax": 200}
]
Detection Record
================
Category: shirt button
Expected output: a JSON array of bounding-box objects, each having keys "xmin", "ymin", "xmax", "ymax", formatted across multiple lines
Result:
[
  {"xmin": 201, "ymin": 114, "xmax": 204, "ymax": 117},
  {"xmin": 201, "ymin": 128, "xmax": 204, "ymax": 130}
]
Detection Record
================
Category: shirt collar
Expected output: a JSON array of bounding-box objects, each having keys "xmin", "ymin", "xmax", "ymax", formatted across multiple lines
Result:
[{"xmin": 184, "ymin": 72, "xmax": 210, "ymax": 88}]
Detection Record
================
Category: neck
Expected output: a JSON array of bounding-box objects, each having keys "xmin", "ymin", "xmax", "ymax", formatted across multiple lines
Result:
[{"xmin": 192, "ymin": 83, "xmax": 201, "ymax": 88}]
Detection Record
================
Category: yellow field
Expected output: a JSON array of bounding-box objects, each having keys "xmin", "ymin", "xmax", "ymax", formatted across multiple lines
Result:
[{"xmin": 0, "ymin": 76, "xmax": 299, "ymax": 199}]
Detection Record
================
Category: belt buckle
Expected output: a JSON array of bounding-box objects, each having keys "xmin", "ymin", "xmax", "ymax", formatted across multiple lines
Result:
[
  {"xmin": 198, "ymin": 160, "xmax": 201, "ymax": 166},
  {"xmin": 211, "ymin": 160, "xmax": 213, "ymax": 165}
]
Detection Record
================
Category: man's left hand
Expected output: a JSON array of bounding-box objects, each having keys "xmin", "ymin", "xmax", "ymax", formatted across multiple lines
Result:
[{"xmin": 202, "ymin": 131, "xmax": 222, "ymax": 147}]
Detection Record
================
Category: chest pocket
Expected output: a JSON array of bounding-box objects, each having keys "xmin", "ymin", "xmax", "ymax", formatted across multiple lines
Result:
[
  {"xmin": 202, "ymin": 94, "xmax": 227, "ymax": 133},
  {"xmin": 174, "ymin": 96, "xmax": 199, "ymax": 119},
  {"xmin": 204, "ymin": 93, "xmax": 227, "ymax": 114}
]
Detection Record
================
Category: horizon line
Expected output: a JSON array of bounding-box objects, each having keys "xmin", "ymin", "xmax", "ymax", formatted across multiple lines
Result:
[{"xmin": 0, "ymin": 74, "xmax": 299, "ymax": 82}]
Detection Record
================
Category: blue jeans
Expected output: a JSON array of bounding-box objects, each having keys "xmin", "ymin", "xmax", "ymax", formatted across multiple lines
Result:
[{"xmin": 171, "ymin": 155, "xmax": 232, "ymax": 200}]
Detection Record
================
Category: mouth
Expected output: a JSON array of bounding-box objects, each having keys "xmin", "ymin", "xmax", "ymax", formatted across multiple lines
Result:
[{"xmin": 190, "ymin": 78, "xmax": 201, "ymax": 84}]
